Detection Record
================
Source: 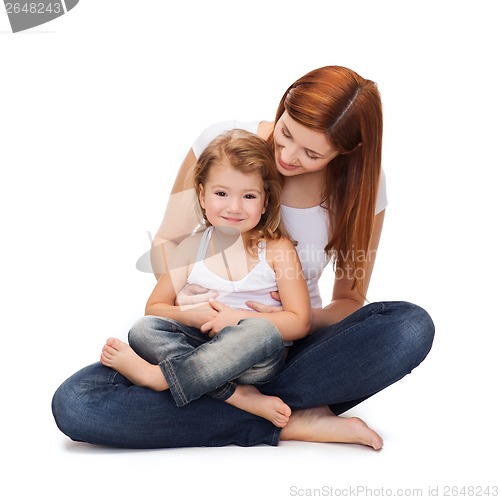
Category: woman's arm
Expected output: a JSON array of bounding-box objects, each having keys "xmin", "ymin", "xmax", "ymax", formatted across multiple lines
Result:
[
  {"xmin": 150, "ymin": 150, "xmax": 204, "ymax": 278},
  {"xmin": 310, "ymin": 209, "xmax": 385, "ymax": 330}
]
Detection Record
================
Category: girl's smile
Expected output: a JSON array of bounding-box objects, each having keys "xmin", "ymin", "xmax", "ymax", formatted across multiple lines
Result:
[{"xmin": 198, "ymin": 161, "xmax": 267, "ymax": 235}]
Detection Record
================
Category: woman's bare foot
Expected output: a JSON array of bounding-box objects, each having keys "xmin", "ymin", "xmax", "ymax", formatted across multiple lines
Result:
[
  {"xmin": 100, "ymin": 338, "xmax": 168, "ymax": 392},
  {"xmin": 226, "ymin": 385, "xmax": 292, "ymax": 427},
  {"xmin": 280, "ymin": 406, "xmax": 383, "ymax": 450}
]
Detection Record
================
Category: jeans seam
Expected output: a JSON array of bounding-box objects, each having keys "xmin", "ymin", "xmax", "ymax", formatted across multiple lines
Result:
[
  {"xmin": 148, "ymin": 315, "xmax": 205, "ymax": 342},
  {"xmin": 160, "ymin": 358, "xmax": 189, "ymax": 406},
  {"xmin": 271, "ymin": 426, "xmax": 281, "ymax": 446},
  {"xmin": 109, "ymin": 369, "xmax": 120, "ymax": 384},
  {"xmin": 212, "ymin": 382, "xmax": 236, "ymax": 401}
]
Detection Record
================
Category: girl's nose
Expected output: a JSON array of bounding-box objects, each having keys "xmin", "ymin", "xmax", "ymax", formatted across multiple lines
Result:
[{"xmin": 227, "ymin": 196, "xmax": 242, "ymax": 212}]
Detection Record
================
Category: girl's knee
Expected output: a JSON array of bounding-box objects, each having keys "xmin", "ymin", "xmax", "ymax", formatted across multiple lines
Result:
[
  {"xmin": 238, "ymin": 317, "xmax": 284, "ymax": 353},
  {"xmin": 128, "ymin": 316, "xmax": 161, "ymax": 346},
  {"xmin": 240, "ymin": 317, "xmax": 281, "ymax": 338}
]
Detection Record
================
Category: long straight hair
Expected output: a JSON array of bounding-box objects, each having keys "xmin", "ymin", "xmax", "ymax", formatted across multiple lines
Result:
[{"xmin": 272, "ymin": 66, "xmax": 383, "ymax": 294}]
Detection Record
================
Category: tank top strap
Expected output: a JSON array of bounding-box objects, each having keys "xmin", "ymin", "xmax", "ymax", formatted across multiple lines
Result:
[
  {"xmin": 257, "ymin": 239, "xmax": 267, "ymax": 262},
  {"xmin": 196, "ymin": 226, "xmax": 213, "ymax": 262}
]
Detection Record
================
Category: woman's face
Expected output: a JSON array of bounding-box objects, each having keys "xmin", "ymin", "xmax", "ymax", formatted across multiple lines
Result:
[{"xmin": 273, "ymin": 111, "xmax": 340, "ymax": 177}]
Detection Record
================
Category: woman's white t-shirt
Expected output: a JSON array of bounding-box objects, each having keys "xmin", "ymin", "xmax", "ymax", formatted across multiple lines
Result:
[{"xmin": 192, "ymin": 120, "xmax": 388, "ymax": 308}]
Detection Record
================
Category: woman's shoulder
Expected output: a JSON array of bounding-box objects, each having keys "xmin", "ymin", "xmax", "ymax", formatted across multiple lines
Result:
[{"xmin": 257, "ymin": 121, "xmax": 274, "ymax": 139}]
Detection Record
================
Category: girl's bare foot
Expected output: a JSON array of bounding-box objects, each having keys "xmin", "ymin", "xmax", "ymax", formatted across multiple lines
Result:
[
  {"xmin": 280, "ymin": 406, "xmax": 383, "ymax": 450},
  {"xmin": 226, "ymin": 385, "xmax": 292, "ymax": 427},
  {"xmin": 100, "ymin": 338, "xmax": 168, "ymax": 392}
]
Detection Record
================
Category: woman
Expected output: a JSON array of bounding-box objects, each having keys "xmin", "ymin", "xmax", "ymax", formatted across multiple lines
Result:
[{"xmin": 52, "ymin": 66, "xmax": 434, "ymax": 449}]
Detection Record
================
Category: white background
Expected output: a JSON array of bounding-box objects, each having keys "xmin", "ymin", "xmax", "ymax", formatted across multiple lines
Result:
[{"xmin": 1, "ymin": 1, "xmax": 499, "ymax": 498}]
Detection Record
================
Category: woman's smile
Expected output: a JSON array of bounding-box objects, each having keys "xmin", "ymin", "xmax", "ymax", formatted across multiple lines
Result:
[{"xmin": 277, "ymin": 155, "xmax": 300, "ymax": 171}]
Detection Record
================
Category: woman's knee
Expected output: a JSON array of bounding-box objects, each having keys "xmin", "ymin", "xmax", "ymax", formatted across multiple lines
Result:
[
  {"xmin": 52, "ymin": 363, "xmax": 108, "ymax": 441},
  {"xmin": 52, "ymin": 379, "xmax": 71, "ymax": 434},
  {"xmin": 386, "ymin": 301, "xmax": 435, "ymax": 367}
]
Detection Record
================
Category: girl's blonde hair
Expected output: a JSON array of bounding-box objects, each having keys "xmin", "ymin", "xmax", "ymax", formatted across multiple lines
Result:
[{"xmin": 194, "ymin": 129, "xmax": 288, "ymax": 251}]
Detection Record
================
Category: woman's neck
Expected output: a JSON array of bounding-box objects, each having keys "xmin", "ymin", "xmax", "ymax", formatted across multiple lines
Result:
[{"xmin": 281, "ymin": 170, "xmax": 326, "ymax": 208}]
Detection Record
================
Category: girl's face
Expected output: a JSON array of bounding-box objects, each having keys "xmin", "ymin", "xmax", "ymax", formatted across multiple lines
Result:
[
  {"xmin": 198, "ymin": 161, "xmax": 267, "ymax": 235},
  {"xmin": 273, "ymin": 111, "xmax": 340, "ymax": 176}
]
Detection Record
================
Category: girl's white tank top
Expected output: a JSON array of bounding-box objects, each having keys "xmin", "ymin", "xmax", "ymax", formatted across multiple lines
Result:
[{"xmin": 187, "ymin": 227, "xmax": 281, "ymax": 311}]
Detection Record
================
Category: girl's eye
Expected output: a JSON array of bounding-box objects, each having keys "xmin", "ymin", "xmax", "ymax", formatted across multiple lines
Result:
[
  {"xmin": 244, "ymin": 194, "xmax": 257, "ymax": 199},
  {"xmin": 215, "ymin": 191, "xmax": 227, "ymax": 197}
]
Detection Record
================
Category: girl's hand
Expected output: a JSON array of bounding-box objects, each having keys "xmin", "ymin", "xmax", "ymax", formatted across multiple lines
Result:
[
  {"xmin": 201, "ymin": 300, "xmax": 248, "ymax": 337},
  {"xmin": 245, "ymin": 291, "xmax": 283, "ymax": 313},
  {"xmin": 175, "ymin": 283, "xmax": 219, "ymax": 306},
  {"xmin": 181, "ymin": 301, "xmax": 220, "ymax": 330}
]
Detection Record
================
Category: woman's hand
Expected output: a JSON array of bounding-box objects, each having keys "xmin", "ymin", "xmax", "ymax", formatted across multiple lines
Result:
[
  {"xmin": 200, "ymin": 300, "xmax": 251, "ymax": 337},
  {"xmin": 245, "ymin": 290, "xmax": 283, "ymax": 313},
  {"xmin": 175, "ymin": 283, "xmax": 219, "ymax": 306},
  {"xmin": 309, "ymin": 299, "xmax": 364, "ymax": 333}
]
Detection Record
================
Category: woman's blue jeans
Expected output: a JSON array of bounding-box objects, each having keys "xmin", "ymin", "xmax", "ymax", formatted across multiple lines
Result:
[
  {"xmin": 128, "ymin": 316, "xmax": 286, "ymax": 406},
  {"xmin": 52, "ymin": 301, "xmax": 435, "ymax": 448}
]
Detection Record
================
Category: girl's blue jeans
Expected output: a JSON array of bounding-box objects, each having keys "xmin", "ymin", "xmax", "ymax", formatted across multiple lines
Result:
[
  {"xmin": 128, "ymin": 316, "xmax": 286, "ymax": 406},
  {"xmin": 52, "ymin": 301, "xmax": 434, "ymax": 448}
]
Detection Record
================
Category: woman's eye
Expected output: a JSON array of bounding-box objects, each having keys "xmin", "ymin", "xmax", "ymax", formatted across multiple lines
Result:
[{"xmin": 282, "ymin": 128, "xmax": 291, "ymax": 139}]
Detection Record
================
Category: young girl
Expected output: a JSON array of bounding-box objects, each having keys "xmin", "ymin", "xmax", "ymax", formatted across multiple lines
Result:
[{"xmin": 100, "ymin": 129, "xmax": 312, "ymax": 428}]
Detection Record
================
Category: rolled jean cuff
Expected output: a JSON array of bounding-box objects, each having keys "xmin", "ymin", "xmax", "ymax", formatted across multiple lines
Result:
[
  {"xmin": 159, "ymin": 358, "xmax": 238, "ymax": 407},
  {"xmin": 159, "ymin": 358, "xmax": 189, "ymax": 407}
]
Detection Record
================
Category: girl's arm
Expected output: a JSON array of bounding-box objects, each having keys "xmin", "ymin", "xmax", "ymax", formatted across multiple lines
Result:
[
  {"xmin": 145, "ymin": 236, "xmax": 219, "ymax": 329},
  {"xmin": 201, "ymin": 238, "xmax": 311, "ymax": 341},
  {"xmin": 310, "ymin": 209, "xmax": 385, "ymax": 330},
  {"xmin": 266, "ymin": 237, "xmax": 312, "ymax": 340}
]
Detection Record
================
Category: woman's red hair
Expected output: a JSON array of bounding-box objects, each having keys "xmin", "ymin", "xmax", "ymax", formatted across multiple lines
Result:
[{"xmin": 272, "ymin": 66, "xmax": 383, "ymax": 295}]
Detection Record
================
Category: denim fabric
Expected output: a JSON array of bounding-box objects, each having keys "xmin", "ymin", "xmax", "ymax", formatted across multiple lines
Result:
[
  {"xmin": 52, "ymin": 301, "xmax": 435, "ymax": 448},
  {"xmin": 128, "ymin": 316, "xmax": 286, "ymax": 406}
]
